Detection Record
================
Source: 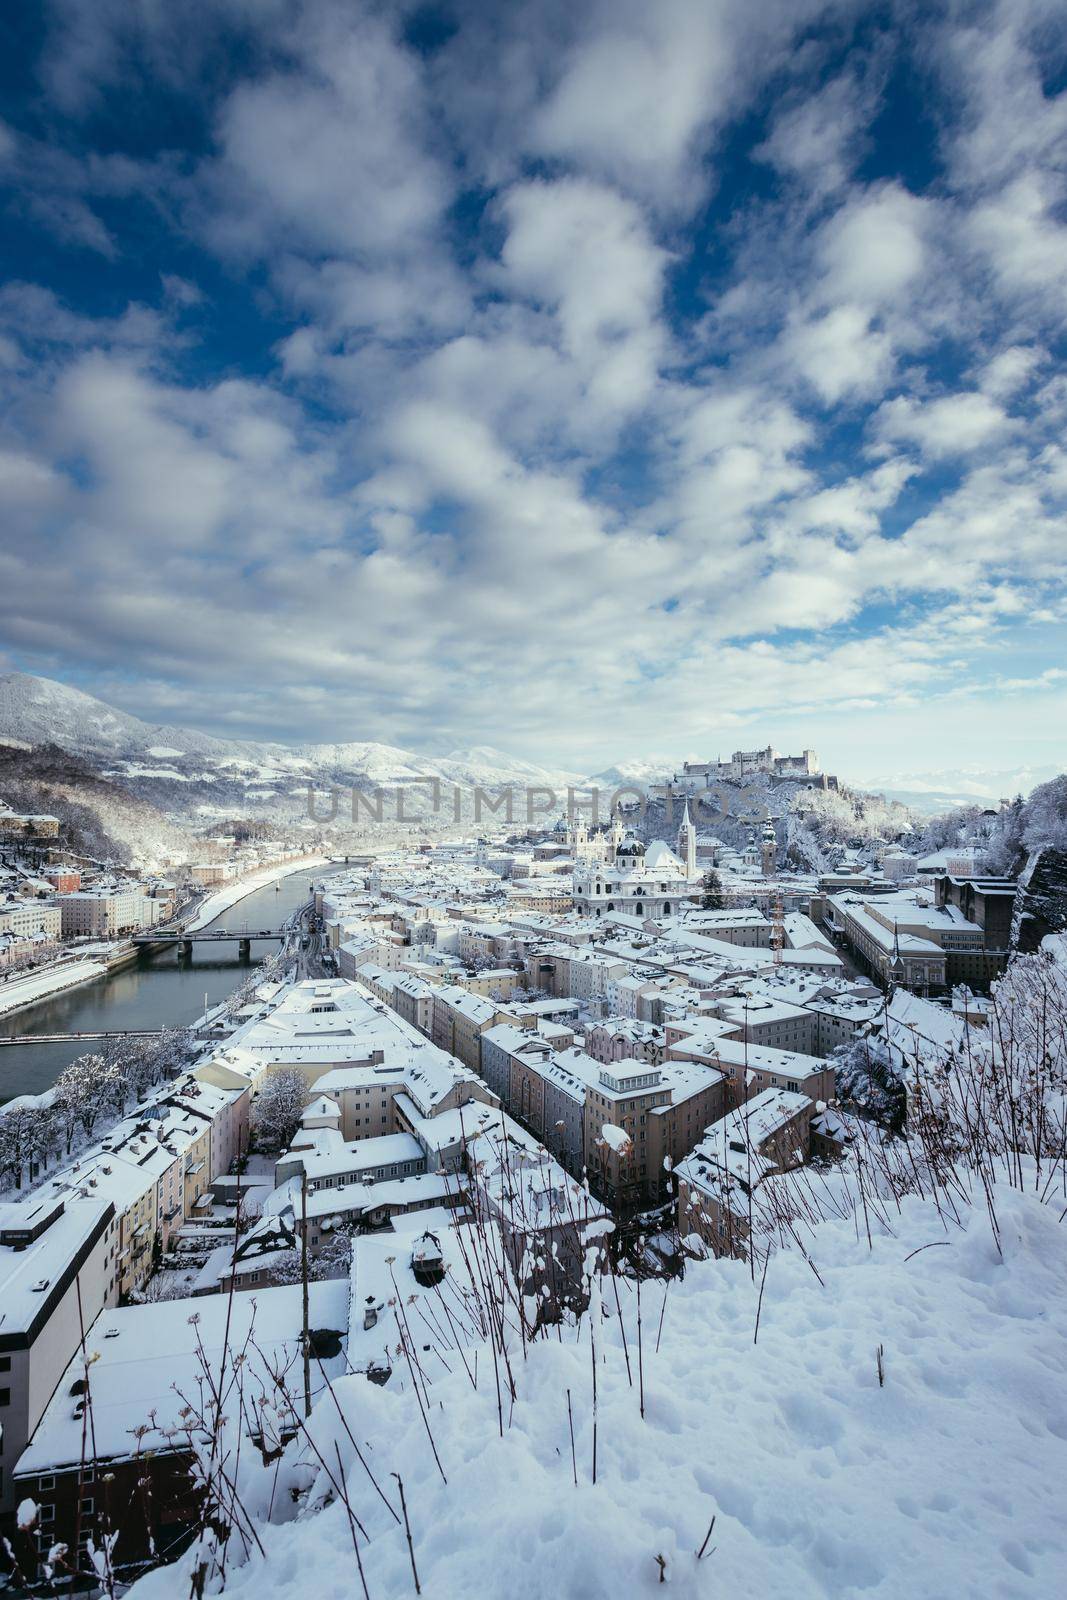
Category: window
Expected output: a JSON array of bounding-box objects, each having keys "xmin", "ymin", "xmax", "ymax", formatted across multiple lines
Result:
[{"xmin": 0, "ymin": 1389, "xmax": 9, "ymax": 1407}]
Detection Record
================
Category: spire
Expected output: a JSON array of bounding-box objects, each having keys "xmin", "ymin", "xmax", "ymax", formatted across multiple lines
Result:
[
  {"xmin": 677, "ymin": 795, "xmax": 697, "ymax": 878},
  {"xmin": 889, "ymin": 921, "xmax": 906, "ymax": 985}
]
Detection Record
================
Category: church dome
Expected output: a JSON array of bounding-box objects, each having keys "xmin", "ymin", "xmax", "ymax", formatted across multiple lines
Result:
[{"xmin": 615, "ymin": 832, "xmax": 646, "ymax": 859}]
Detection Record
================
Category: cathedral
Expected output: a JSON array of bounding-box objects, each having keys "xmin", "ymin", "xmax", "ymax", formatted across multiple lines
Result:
[{"xmin": 571, "ymin": 801, "xmax": 702, "ymax": 920}]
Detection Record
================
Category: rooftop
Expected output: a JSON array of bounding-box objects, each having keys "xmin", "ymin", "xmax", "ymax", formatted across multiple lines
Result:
[{"xmin": 18, "ymin": 1280, "xmax": 348, "ymax": 1471}]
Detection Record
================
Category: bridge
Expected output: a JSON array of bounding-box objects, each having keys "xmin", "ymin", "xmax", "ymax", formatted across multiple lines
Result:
[
  {"xmin": 133, "ymin": 927, "xmax": 289, "ymax": 959},
  {"xmin": 0, "ymin": 1028, "xmax": 169, "ymax": 1048}
]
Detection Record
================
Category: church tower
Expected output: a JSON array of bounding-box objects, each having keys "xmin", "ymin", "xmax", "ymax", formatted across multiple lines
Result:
[
  {"xmin": 889, "ymin": 922, "xmax": 906, "ymax": 988},
  {"xmin": 608, "ymin": 810, "xmax": 626, "ymax": 863},
  {"xmin": 677, "ymin": 798, "xmax": 697, "ymax": 879},
  {"xmin": 760, "ymin": 821, "xmax": 777, "ymax": 877}
]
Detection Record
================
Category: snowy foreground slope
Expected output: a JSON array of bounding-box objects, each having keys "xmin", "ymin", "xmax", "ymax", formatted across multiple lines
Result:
[{"xmin": 130, "ymin": 1184, "xmax": 1067, "ymax": 1600}]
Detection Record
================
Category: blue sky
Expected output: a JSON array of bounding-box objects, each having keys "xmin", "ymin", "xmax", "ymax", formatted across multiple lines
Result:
[{"xmin": 0, "ymin": 0, "xmax": 1065, "ymax": 783}]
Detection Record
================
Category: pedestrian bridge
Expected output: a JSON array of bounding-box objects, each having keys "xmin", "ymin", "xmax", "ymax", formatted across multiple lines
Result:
[{"xmin": 0, "ymin": 1028, "xmax": 166, "ymax": 1047}]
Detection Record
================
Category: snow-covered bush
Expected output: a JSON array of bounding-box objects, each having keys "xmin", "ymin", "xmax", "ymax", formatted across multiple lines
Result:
[{"xmin": 830, "ymin": 1032, "xmax": 906, "ymax": 1131}]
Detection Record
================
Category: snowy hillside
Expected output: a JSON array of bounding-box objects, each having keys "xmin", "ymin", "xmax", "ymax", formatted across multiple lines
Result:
[
  {"xmin": 0, "ymin": 674, "xmax": 584, "ymax": 811},
  {"xmin": 128, "ymin": 1181, "xmax": 1067, "ymax": 1600},
  {"xmin": 0, "ymin": 672, "xmax": 269, "ymax": 763},
  {"xmin": 440, "ymin": 745, "xmax": 583, "ymax": 789},
  {"xmin": 0, "ymin": 744, "xmax": 190, "ymax": 866},
  {"xmin": 301, "ymin": 740, "xmax": 580, "ymax": 791}
]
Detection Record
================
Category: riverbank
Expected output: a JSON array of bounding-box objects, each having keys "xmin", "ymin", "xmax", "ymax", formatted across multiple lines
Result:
[
  {"xmin": 0, "ymin": 867, "xmax": 336, "ymax": 1103},
  {"xmin": 0, "ymin": 860, "xmax": 331, "ymax": 1034},
  {"xmin": 183, "ymin": 856, "xmax": 332, "ymax": 930},
  {"xmin": 0, "ymin": 958, "xmax": 108, "ymax": 1020}
]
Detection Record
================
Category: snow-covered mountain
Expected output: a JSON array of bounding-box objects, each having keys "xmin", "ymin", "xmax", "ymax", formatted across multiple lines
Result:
[
  {"xmin": 857, "ymin": 763, "xmax": 1063, "ymax": 814},
  {"xmin": 0, "ymin": 673, "xmax": 586, "ymax": 812},
  {"xmin": 584, "ymin": 756, "xmax": 678, "ymax": 791},
  {"xmin": 0, "ymin": 672, "xmax": 281, "ymax": 764},
  {"xmin": 440, "ymin": 746, "xmax": 583, "ymax": 790},
  {"xmin": 20, "ymin": 670, "xmax": 1045, "ymax": 837},
  {"xmin": 300, "ymin": 740, "xmax": 581, "ymax": 791}
]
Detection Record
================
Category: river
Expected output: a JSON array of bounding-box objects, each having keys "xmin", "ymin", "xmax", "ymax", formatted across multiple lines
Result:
[{"xmin": 0, "ymin": 866, "xmax": 341, "ymax": 1104}]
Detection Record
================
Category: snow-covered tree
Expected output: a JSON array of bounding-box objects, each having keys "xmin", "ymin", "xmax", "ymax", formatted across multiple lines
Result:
[
  {"xmin": 251, "ymin": 1069, "xmax": 309, "ymax": 1151},
  {"xmin": 153, "ymin": 1027, "xmax": 197, "ymax": 1080},
  {"xmin": 141, "ymin": 1272, "xmax": 197, "ymax": 1302},
  {"xmin": 26, "ymin": 1104, "xmax": 62, "ymax": 1179},
  {"xmin": 309, "ymin": 1222, "xmax": 357, "ymax": 1278},
  {"xmin": 790, "ymin": 785, "xmax": 915, "ymax": 852},
  {"xmin": 1018, "ymin": 776, "xmax": 1067, "ymax": 857},
  {"xmin": 54, "ymin": 1053, "xmax": 121, "ymax": 1146},
  {"xmin": 701, "ymin": 869, "xmax": 726, "ymax": 909},
  {"xmin": 103, "ymin": 1035, "xmax": 160, "ymax": 1101},
  {"xmin": 990, "ymin": 941, "xmax": 1067, "ymax": 1102},
  {"xmin": 0, "ymin": 1105, "xmax": 36, "ymax": 1188}
]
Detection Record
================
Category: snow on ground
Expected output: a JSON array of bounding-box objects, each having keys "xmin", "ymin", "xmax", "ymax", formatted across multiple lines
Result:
[
  {"xmin": 183, "ymin": 858, "xmax": 332, "ymax": 930},
  {"xmin": 130, "ymin": 1182, "xmax": 1067, "ymax": 1599},
  {"xmin": 117, "ymin": 764, "xmax": 197, "ymax": 780},
  {"xmin": 0, "ymin": 958, "xmax": 106, "ymax": 1019}
]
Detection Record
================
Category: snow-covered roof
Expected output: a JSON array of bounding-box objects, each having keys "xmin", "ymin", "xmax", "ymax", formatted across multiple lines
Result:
[
  {"xmin": 670, "ymin": 1029, "xmax": 825, "ymax": 1084},
  {"xmin": 302, "ymin": 1093, "xmax": 341, "ymax": 1121},
  {"xmin": 282, "ymin": 1129, "xmax": 425, "ymax": 1185},
  {"xmin": 348, "ymin": 1213, "xmax": 512, "ymax": 1381},
  {"xmin": 266, "ymin": 1169, "xmax": 458, "ymax": 1225},
  {"xmin": 677, "ymin": 1088, "xmax": 812, "ymax": 1207},
  {"xmin": 0, "ymin": 1198, "xmax": 113, "ymax": 1341},
  {"xmin": 18, "ymin": 1280, "xmax": 349, "ymax": 1471},
  {"xmin": 644, "ymin": 840, "xmax": 686, "ymax": 872}
]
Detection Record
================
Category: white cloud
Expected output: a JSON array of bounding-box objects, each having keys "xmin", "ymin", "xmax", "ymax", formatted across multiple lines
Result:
[
  {"xmin": 940, "ymin": 0, "xmax": 1067, "ymax": 193},
  {"xmin": 0, "ymin": 0, "xmax": 1062, "ymax": 775},
  {"xmin": 935, "ymin": 2, "xmax": 1067, "ymax": 324},
  {"xmin": 894, "ymin": 450, "xmax": 1067, "ymax": 591},
  {"xmin": 816, "ymin": 184, "xmax": 930, "ymax": 309},
  {"xmin": 979, "ymin": 345, "xmax": 1045, "ymax": 399},
  {"xmin": 967, "ymin": 174, "xmax": 1067, "ymax": 306},
  {"xmin": 873, "ymin": 391, "xmax": 1012, "ymax": 459},
  {"xmin": 203, "ymin": 11, "xmax": 450, "ymax": 261},
  {"xmin": 665, "ymin": 384, "xmax": 812, "ymax": 546},
  {"xmin": 465, "ymin": 0, "xmax": 860, "ymax": 215},
  {"xmin": 0, "ymin": 449, "xmax": 64, "ymax": 509},
  {"xmin": 756, "ymin": 67, "xmax": 881, "ymax": 199},
  {"xmin": 781, "ymin": 304, "xmax": 896, "ymax": 404},
  {"xmin": 527, "ymin": 0, "xmax": 737, "ymax": 205},
  {"xmin": 496, "ymin": 178, "xmax": 668, "ymax": 422}
]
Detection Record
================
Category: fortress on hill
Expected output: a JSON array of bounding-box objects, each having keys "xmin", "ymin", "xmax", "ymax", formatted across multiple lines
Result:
[{"xmin": 682, "ymin": 746, "xmax": 830, "ymax": 784}]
